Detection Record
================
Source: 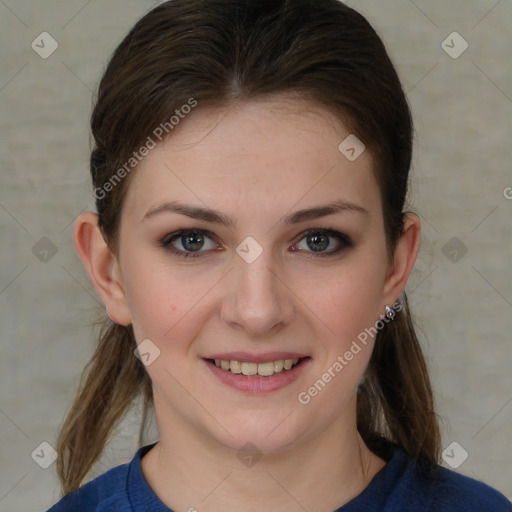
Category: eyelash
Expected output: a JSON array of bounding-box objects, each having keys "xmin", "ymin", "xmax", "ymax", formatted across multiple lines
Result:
[{"xmin": 160, "ymin": 228, "xmax": 354, "ymax": 259}]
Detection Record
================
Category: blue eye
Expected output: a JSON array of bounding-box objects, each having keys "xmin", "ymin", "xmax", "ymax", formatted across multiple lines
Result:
[
  {"xmin": 160, "ymin": 228, "xmax": 353, "ymax": 259},
  {"xmin": 292, "ymin": 229, "xmax": 353, "ymax": 257},
  {"xmin": 161, "ymin": 229, "xmax": 219, "ymax": 258}
]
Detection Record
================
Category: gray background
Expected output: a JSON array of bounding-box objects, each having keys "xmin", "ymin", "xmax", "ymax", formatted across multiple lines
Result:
[{"xmin": 1, "ymin": 0, "xmax": 511, "ymax": 510}]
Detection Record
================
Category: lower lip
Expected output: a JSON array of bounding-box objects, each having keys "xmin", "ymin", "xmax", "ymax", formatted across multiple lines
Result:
[{"xmin": 203, "ymin": 358, "xmax": 311, "ymax": 394}]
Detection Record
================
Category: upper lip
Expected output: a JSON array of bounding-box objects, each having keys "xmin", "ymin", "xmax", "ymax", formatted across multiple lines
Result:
[{"xmin": 204, "ymin": 351, "xmax": 310, "ymax": 364}]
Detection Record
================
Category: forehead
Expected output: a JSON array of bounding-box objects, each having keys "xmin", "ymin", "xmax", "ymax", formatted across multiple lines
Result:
[{"xmin": 123, "ymin": 97, "xmax": 379, "ymax": 222}]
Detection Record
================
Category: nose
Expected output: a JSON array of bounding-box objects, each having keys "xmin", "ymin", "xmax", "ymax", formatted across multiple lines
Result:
[{"xmin": 220, "ymin": 250, "xmax": 295, "ymax": 337}]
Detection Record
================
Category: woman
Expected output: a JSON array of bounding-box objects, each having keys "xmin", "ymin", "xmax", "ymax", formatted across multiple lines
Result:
[{"xmin": 48, "ymin": 0, "xmax": 511, "ymax": 510}]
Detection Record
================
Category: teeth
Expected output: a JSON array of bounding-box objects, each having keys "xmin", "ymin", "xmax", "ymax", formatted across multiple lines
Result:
[
  {"xmin": 229, "ymin": 360, "xmax": 242, "ymax": 373},
  {"xmin": 274, "ymin": 360, "xmax": 284, "ymax": 372},
  {"xmin": 258, "ymin": 361, "xmax": 275, "ymax": 376},
  {"xmin": 241, "ymin": 362, "xmax": 258, "ymax": 376},
  {"xmin": 213, "ymin": 358, "xmax": 300, "ymax": 376}
]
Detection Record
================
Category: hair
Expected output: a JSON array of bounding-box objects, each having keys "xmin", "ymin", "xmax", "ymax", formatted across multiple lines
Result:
[{"xmin": 56, "ymin": 0, "xmax": 441, "ymax": 495}]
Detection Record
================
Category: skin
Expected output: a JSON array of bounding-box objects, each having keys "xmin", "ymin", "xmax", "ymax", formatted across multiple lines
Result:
[{"xmin": 74, "ymin": 96, "xmax": 421, "ymax": 511}]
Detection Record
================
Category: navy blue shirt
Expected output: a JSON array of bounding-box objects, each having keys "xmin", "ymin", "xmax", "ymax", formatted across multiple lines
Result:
[{"xmin": 47, "ymin": 441, "xmax": 511, "ymax": 511}]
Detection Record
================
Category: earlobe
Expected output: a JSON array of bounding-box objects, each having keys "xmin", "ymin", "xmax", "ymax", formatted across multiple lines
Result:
[
  {"xmin": 73, "ymin": 211, "xmax": 132, "ymax": 326},
  {"xmin": 382, "ymin": 212, "xmax": 421, "ymax": 303}
]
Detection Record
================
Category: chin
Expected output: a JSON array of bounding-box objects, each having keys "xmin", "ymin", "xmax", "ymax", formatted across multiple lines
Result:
[{"xmin": 204, "ymin": 408, "xmax": 311, "ymax": 455}]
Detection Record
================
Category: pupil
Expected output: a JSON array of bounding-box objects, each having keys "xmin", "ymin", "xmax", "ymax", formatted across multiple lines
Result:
[
  {"xmin": 308, "ymin": 233, "xmax": 329, "ymax": 252},
  {"xmin": 183, "ymin": 231, "xmax": 204, "ymax": 251}
]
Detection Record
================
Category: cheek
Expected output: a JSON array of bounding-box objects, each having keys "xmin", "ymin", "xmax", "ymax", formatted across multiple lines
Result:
[
  {"xmin": 298, "ymin": 255, "xmax": 386, "ymax": 346},
  {"xmin": 121, "ymin": 229, "xmax": 387, "ymax": 344},
  {"xmin": 293, "ymin": 261, "xmax": 385, "ymax": 420},
  {"xmin": 121, "ymin": 256, "xmax": 211, "ymax": 345}
]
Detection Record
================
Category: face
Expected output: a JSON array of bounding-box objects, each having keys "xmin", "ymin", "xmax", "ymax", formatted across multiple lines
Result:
[{"xmin": 115, "ymin": 97, "xmax": 393, "ymax": 453}]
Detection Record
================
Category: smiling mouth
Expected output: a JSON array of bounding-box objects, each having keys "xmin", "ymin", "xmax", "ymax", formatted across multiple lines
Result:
[{"xmin": 206, "ymin": 357, "xmax": 308, "ymax": 377}]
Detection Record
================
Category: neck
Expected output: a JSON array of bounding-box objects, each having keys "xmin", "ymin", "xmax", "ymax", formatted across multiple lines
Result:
[{"xmin": 141, "ymin": 397, "xmax": 386, "ymax": 512}]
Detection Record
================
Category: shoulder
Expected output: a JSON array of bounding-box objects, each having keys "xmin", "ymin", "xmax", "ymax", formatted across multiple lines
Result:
[
  {"xmin": 46, "ymin": 461, "xmax": 130, "ymax": 511},
  {"xmin": 403, "ymin": 456, "xmax": 511, "ymax": 512},
  {"xmin": 425, "ymin": 464, "xmax": 511, "ymax": 511},
  {"xmin": 368, "ymin": 440, "xmax": 511, "ymax": 512}
]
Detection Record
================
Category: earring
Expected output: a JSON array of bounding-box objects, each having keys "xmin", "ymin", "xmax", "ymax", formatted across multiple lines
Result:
[{"xmin": 385, "ymin": 304, "xmax": 396, "ymax": 320}]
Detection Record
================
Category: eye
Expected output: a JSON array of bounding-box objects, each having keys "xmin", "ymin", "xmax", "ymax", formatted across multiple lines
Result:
[
  {"xmin": 161, "ymin": 228, "xmax": 353, "ymax": 259},
  {"xmin": 161, "ymin": 229, "xmax": 219, "ymax": 258},
  {"xmin": 291, "ymin": 229, "xmax": 353, "ymax": 257}
]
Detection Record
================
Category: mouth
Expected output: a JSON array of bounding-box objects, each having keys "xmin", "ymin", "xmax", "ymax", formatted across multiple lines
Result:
[
  {"xmin": 206, "ymin": 357, "xmax": 307, "ymax": 377},
  {"xmin": 202, "ymin": 355, "xmax": 312, "ymax": 394}
]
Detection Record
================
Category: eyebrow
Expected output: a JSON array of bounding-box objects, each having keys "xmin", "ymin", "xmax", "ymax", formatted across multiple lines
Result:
[{"xmin": 142, "ymin": 199, "xmax": 368, "ymax": 227}]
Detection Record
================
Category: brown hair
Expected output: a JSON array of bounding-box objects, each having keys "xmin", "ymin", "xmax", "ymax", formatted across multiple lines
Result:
[{"xmin": 56, "ymin": 0, "xmax": 441, "ymax": 495}]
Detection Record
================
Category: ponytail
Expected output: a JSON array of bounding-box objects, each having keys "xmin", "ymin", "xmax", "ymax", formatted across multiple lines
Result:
[
  {"xmin": 357, "ymin": 292, "xmax": 441, "ymax": 464},
  {"xmin": 55, "ymin": 322, "xmax": 152, "ymax": 495}
]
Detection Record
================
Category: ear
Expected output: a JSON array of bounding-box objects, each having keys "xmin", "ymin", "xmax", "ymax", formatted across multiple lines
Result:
[
  {"xmin": 382, "ymin": 212, "xmax": 421, "ymax": 305},
  {"xmin": 73, "ymin": 211, "xmax": 132, "ymax": 325}
]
